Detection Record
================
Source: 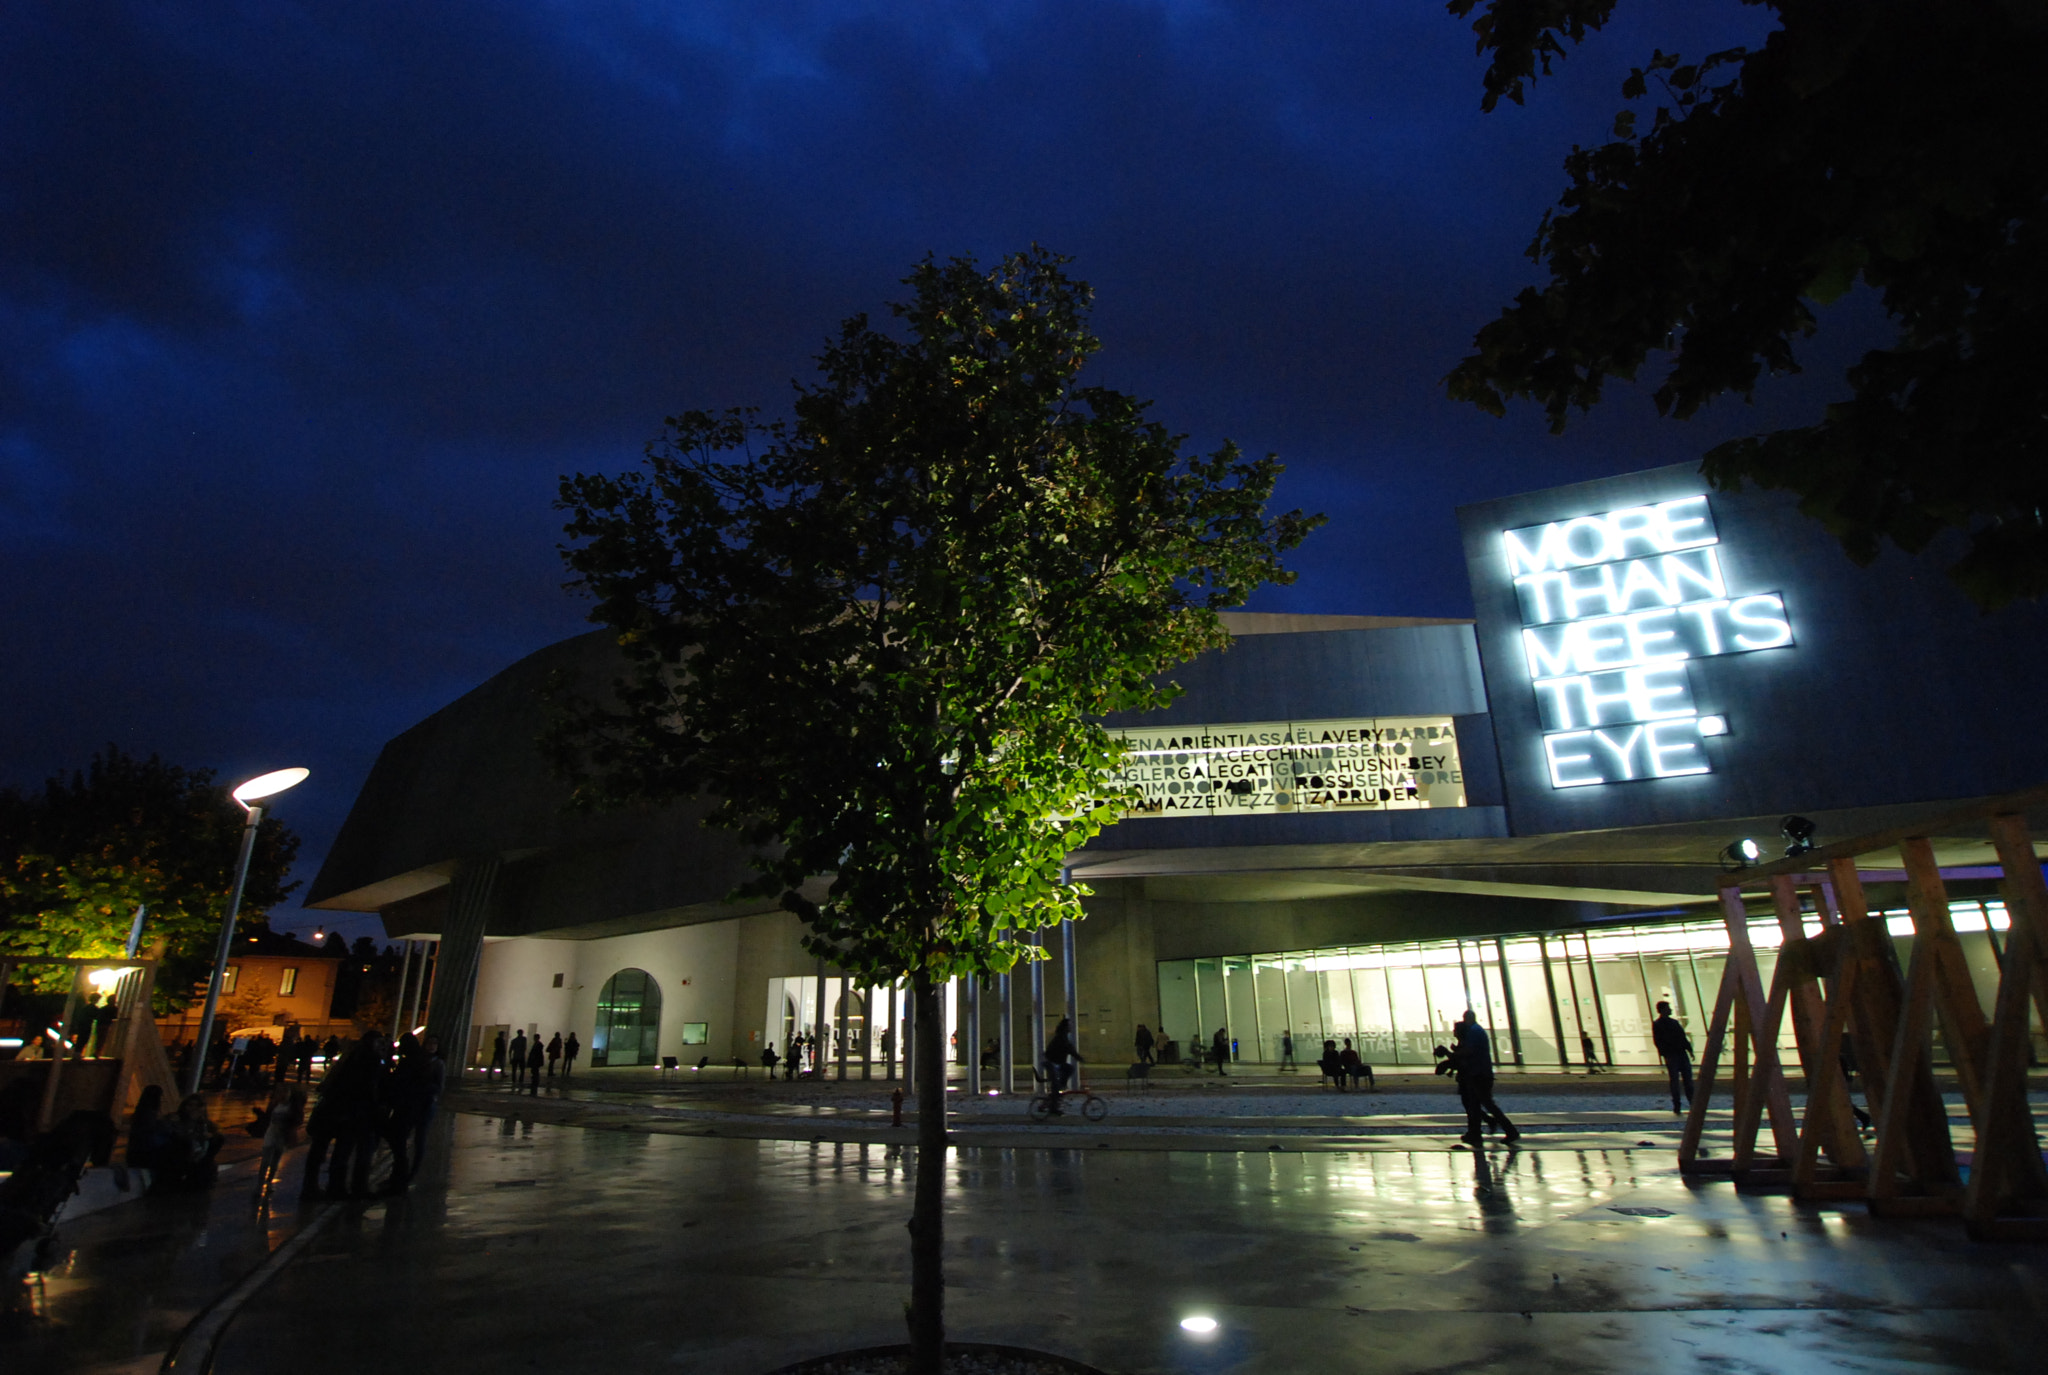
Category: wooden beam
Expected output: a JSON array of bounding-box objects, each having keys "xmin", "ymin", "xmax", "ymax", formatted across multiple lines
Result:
[
  {"xmin": 1965, "ymin": 814, "xmax": 2048, "ymax": 1233},
  {"xmin": 1771, "ymin": 876, "xmax": 1867, "ymax": 1170}
]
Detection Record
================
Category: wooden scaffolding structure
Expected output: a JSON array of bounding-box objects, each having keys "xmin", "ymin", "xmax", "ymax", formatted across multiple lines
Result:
[{"xmin": 1678, "ymin": 787, "xmax": 2048, "ymax": 1241}]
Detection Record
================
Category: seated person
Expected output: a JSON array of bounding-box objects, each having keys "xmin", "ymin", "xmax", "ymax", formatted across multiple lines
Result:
[
  {"xmin": 150, "ymin": 1094, "xmax": 224, "ymax": 1192},
  {"xmin": 1318, "ymin": 1039, "xmax": 1346, "ymax": 1090}
]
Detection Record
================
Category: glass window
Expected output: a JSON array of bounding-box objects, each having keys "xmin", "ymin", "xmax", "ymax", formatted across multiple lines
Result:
[
  {"xmin": 278, "ymin": 967, "xmax": 298, "ymax": 997},
  {"xmin": 592, "ymin": 968, "xmax": 663, "ymax": 1067},
  {"xmin": 222, "ymin": 966, "xmax": 239, "ymax": 995}
]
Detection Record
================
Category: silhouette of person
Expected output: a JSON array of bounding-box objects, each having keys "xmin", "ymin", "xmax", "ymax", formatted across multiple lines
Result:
[
  {"xmin": 1442, "ymin": 1011, "xmax": 1518, "ymax": 1147},
  {"xmin": 509, "ymin": 1029, "xmax": 528, "ymax": 1089},
  {"xmin": 1134, "ymin": 1023, "xmax": 1155, "ymax": 1065},
  {"xmin": 546, "ymin": 1032, "xmax": 562, "ymax": 1079},
  {"xmin": 1650, "ymin": 1001, "xmax": 1694, "ymax": 1114},
  {"xmin": 489, "ymin": 1030, "xmax": 507, "ymax": 1081},
  {"xmin": 563, "ymin": 1031, "xmax": 580, "ymax": 1078},
  {"xmin": 526, "ymin": 1037, "xmax": 545, "ymax": 1095},
  {"xmin": 1210, "ymin": 1027, "xmax": 1230, "ymax": 1076}
]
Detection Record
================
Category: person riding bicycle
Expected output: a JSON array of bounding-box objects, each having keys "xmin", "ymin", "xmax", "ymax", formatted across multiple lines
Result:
[{"xmin": 1041, "ymin": 1018, "xmax": 1081, "ymax": 1114}]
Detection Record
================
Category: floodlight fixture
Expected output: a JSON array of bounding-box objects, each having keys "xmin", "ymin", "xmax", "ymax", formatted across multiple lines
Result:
[
  {"xmin": 1781, "ymin": 815, "xmax": 1818, "ymax": 857},
  {"xmin": 1721, "ymin": 837, "xmax": 1762, "ymax": 870},
  {"xmin": 1180, "ymin": 1316, "xmax": 1219, "ymax": 1336}
]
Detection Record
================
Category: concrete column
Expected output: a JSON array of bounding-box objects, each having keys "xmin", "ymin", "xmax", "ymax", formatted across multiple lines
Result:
[
  {"xmin": 836, "ymin": 970, "xmax": 850, "ymax": 1081},
  {"xmin": 812, "ymin": 954, "xmax": 826, "ymax": 1077},
  {"xmin": 862, "ymin": 983, "xmax": 874, "ymax": 1081},
  {"xmin": 904, "ymin": 983, "xmax": 917, "ymax": 1095},
  {"xmin": 388, "ymin": 940, "xmax": 415, "ymax": 1041},
  {"xmin": 423, "ymin": 856, "xmax": 501, "ymax": 1082}
]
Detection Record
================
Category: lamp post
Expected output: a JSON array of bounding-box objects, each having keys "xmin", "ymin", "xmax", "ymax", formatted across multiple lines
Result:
[{"xmin": 186, "ymin": 766, "xmax": 308, "ymax": 1096}]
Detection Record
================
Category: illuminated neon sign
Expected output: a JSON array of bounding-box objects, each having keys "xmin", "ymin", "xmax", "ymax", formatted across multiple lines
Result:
[{"xmin": 1500, "ymin": 495, "xmax": 1793, "ymax": 788}]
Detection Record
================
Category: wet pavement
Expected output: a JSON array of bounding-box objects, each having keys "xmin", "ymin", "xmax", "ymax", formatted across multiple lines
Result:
[{"xmin": 200, "ymin": 1109, "xmax": 2048, "ymax": 1375}]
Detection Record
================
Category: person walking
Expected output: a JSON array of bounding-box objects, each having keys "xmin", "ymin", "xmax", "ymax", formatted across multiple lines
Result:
[
  {"xmin": 1279, "ymin": 1029, "xmax": 1296, "ymax": 1071},
  {"xmin": 1650, "ymin": 1001, "xmax": 1694, "ymax": 1115},
  {"xmin": 489, "ymin": 1030, "xmax": 508, "ymax": 1082},
  {"xmin": 563, "ymin": 1031, "xmax": 580, "ymax": 1078},
  {"xmin": 762, "ymin": 1042, "xmax": 780, "ymax": 1076},
  {"xmin": 1209, "ymin": 1027, "xmax": 1230, "ymax": 1076},
  {"xmin": 508, "ymin": 1029, "xmax": 528, "ymax": 1089},
  {"xmin": 1134, "ymin": 1023, "xmax": 1155, "ymax": 1065},
  {"xmin": 1579, "ymin": 1029, "xmax": 1606, "ymax": 1074},
  {"xmin": 1441, "ymin": 1011, "xmax": 1518, "ymax": 1147},
  {"xmin": 546, "ymin": 1032, "xmax": 563, "ymax": 1080},
  {"xmin": 254, "ymin": 1083, "xmax": 306, "ymax": 1201},
  {"xmin": 525, "ymin": 1036, "xmax": 545, "ymax": 1095}
]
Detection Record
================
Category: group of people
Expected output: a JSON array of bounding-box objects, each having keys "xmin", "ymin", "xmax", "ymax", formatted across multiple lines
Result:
[
  {"xmin": 1315, "ymin": 1037, "xmax": 1377, "ymax": 1090},
  {"xmin": 295, "ymin": 1030, "xmax": 446, "ymax": 1198},
  {"xmin": 123, "ymin": 1085, "xmax": 229, "ymax": 1190},
  {"xmin": 485, "ymin": 1027, "xmax": 578, "ymax": 1090},
  {"xmin": 761, "ymin": 1029, "xmax": 847, "ymax": 1079}
]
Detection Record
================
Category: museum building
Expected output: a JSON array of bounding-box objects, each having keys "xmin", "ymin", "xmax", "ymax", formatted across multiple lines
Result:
[{"xmin": 306, "ymin": 463, "xmax": 2048, "ymax": 1076}]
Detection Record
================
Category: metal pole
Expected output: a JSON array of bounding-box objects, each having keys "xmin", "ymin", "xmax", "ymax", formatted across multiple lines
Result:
[
  {"xmin": 1581, "ymin": 932, "xmax": 1615, "ymax": 1067},
  {"xmin": 1029, "ymin": 930, "xmax": 1046, "ymax": 1089},
  {"xmin": 998, "ymin": 950, "xmax": 1014, "ymax": 1094},
  {"xmin": 1496, "ymin": 937, "xmax": 1525, "ymax": 1067},
  {"xmin": 187, "ymin": 802, "xmax": 265, "ymax": 1097},
  {"xmin": 965, "ymin": 975, "xmax": 982, "ymax": 1095},
  {"xmin": 389, "ymin": 940, "xmax": 416, "ymax": 1041},
  {"xmin": 1280, "ymin": 956, "xmax": 1296, "ymax": 1071},
  {"xmin": 863, "ymin": 983, "xmax": 875, "ymax": 1081},
  {"xmin": 1061, "ymin": 918, "xmax": 1079, "ymax": 1089},
  {"xmin": 124, "ymin": 905, "xmax": 148, "ymax": 958}
]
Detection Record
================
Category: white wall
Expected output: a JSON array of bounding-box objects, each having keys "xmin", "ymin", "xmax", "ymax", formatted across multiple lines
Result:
[
  {"xmin": 473, "ymin": 937, "xmax": 580, "ymax": 1043},
  {"xmin": 561, "ymin": 922, "xmax": 741, "ymax": 1064}
]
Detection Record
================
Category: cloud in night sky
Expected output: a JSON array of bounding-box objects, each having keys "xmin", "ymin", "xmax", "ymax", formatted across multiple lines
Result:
[{"xmin": 1, "ymin": 1, "xmax": 1877, "ymax": 940}]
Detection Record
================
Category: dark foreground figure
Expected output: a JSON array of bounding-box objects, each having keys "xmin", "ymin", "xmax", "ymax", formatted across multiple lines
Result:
[{"xmin": 1437, "ymin": 1011, "xmax": 1518, "ymax": 1147}]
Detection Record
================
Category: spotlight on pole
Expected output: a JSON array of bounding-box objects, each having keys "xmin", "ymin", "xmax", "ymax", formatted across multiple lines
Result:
[
  {"xmin": 187, "ymin": 766, "xmax": 309, "ymax": 1096},
  {"xmin": 1781, "ymin": 815, "xmax": 1818, "ymax": 857}
]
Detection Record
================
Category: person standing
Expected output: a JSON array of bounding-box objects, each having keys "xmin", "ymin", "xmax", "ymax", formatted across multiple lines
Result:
[
  {"xmin": 1209, "ymin": 1027, "xmax": 1230, "ymax": 1076},
  {"xmin": 546, "ymin": 1032, "xmax": 563, "ymax": 1080},
  {"xmin": 489, "ymin": 1030, "xmax": 508, "ymax": 1082},
  {"xmin": 1651, "ymin": 1001, "xmax": 1694, "ymax": 1115},
  {"xmin": 563, "ymin": 1031, "xmax": 580, "ymax": 1079},
  {"xmin": 1134, "ymin": 1023, "xmax": 1155, "ymax": 1065},
  {"xmin": 1443, "ymin": 1011, "xmax": 1518, "ymax": 1147},
  {"xmin": 1280, "ymin": 1029, "xmax": 1296, "ymax": 1071},
  {"xmin": 525, "ymin": 1036, "xmax": 545, "ymax": 1094},
  {"xmin": 508, "ymin": 1029, "xmax": 528, "ymax": 1090}
]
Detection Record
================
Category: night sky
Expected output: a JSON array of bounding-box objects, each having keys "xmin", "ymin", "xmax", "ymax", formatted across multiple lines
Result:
[{"xmin": 3, "ymin": 3, "xmax": 1878, "ymax": 942}]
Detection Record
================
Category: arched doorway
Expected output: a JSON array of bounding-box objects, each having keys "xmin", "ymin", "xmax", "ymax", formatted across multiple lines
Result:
[{"xmin": 592, "ymin": 968, "xmax": 662, "ymax": 1067}]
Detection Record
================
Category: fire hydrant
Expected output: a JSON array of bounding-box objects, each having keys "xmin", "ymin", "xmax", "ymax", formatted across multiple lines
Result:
[{"xmin": 891, "ymin": 1087, "xmax": 905, "ymax": 1128}]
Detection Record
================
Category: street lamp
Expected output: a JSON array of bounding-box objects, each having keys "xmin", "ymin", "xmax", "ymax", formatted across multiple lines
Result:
[{"xmin": 186, "ymin": 766, "xmax": 308, "ymax": 1095}]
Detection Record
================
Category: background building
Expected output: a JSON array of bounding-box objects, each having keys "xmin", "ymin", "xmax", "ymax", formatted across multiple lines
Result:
[{"xmin": 307, "ymin": 464, "xmax": 2048, "ymax": 1073}]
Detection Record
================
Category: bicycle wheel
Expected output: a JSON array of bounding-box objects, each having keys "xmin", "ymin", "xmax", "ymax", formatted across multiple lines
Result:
[
  {"xmin": 1028, "ymin": 1094, "xmax": 1055, "ymax": 1121},
  {"xmin": 1081, "ymin": 1095, "xmax": 1108, "ymax": 1122}
]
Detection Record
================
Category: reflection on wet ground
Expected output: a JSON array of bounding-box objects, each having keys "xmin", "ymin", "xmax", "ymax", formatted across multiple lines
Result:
[{"xmin": 201, "ymin": 1113, "xmax": 2047, "ymax": 1375}]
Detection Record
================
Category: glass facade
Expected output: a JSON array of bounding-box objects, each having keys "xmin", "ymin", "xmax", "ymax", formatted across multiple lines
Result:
[{"xmin": 1157, "ymin": 899, "xmax": 2031, "ymax": 1067}]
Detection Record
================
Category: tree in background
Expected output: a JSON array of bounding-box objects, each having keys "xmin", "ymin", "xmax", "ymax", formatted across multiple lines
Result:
[
  {"xmin": 0, "ymin": 747, "xmax": 300, "ymax": 1004},
  {"xmin": 552, "ymin": 248, "xmax": 1318, "ymax": 1372},
  {"xmin": 1445, "ymin": 1, "xmax": 2048, "ymax": 608}
]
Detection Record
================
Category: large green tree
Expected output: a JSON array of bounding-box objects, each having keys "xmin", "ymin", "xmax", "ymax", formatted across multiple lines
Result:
[
  {"xmin": 552, "ymin": 248, "xmax": 1317, "ymax": 1371},
  {"xmin": 1446, "ymin": 0, "xmax": 2048, "ymax": 608},
  {"xmin": 0, "ymin": 747, "xmax": 301, "ymax": 1003}
]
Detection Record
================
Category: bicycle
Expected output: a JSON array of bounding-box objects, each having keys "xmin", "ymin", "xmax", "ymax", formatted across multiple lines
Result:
[{"xmin": 1027, "ymin": 1067, "xmax": 1108, "ymax": 1122}]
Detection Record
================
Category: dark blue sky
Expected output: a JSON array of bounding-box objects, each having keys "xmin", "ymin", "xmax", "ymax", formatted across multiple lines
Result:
[{"xmin": 2, "ymin": 2, "xmax": 1875, "ymax": 941}]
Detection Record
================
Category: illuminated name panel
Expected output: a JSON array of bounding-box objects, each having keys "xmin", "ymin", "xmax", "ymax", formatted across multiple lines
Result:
[
  {"xmin": 1499, "ymin": 495, "xmax": 1793, "ymax": 789},
  {"xmin": 1104, "ymin": 717, "xmax": 1465, "ymax": 816}
]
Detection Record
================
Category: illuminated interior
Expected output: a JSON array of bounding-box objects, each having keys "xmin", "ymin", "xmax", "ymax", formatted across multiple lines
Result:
[{"xmin": 1157, "ymin": 899, "xmax": 2028, "ymax": 1069}]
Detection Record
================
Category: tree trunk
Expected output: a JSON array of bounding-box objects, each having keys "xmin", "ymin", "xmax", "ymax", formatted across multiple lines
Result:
[{"xmin": 906, "ymin": 972, "xmax": 947, "ymax": 1374}]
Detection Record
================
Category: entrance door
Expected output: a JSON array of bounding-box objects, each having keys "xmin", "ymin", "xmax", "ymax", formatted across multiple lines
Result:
[{"xmin": 592, "ymin": 969, "xmax": 663, "ymax": 1067}]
